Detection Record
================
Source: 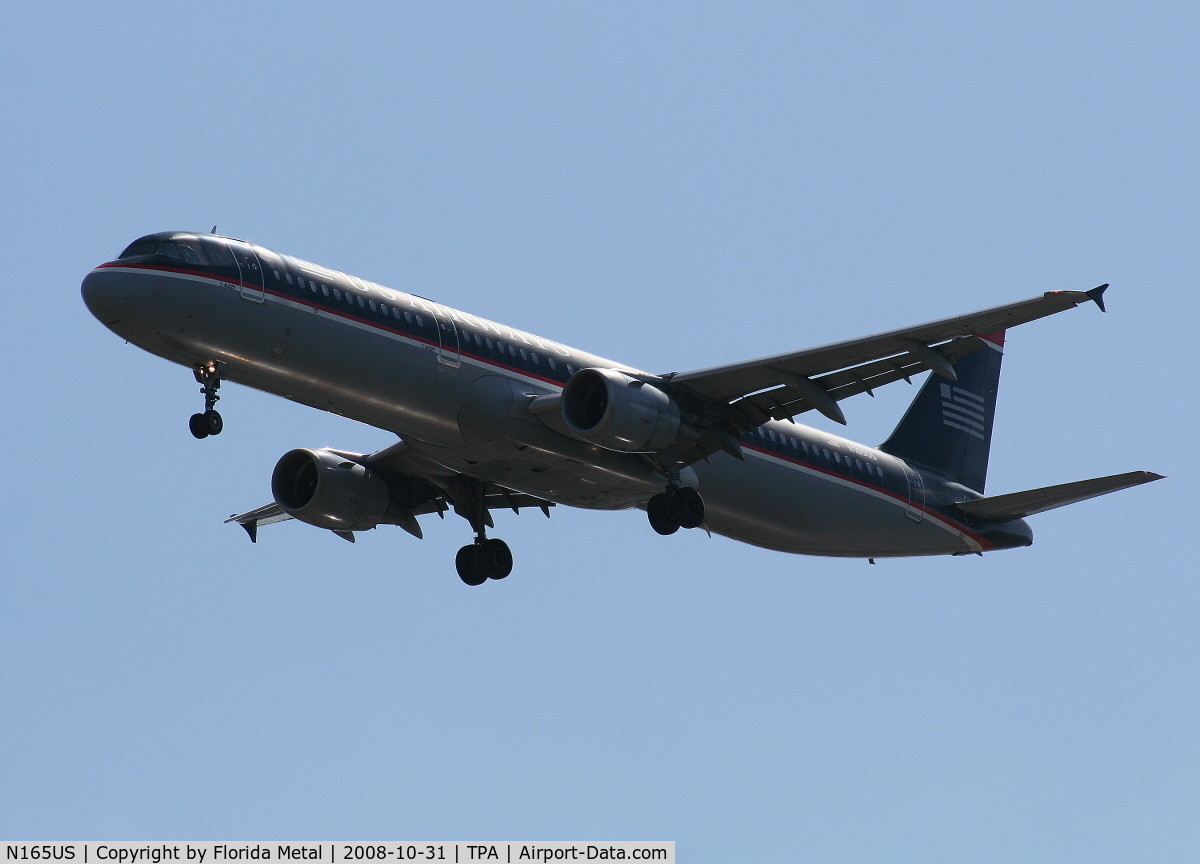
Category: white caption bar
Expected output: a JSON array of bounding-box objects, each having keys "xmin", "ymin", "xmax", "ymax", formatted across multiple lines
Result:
[{"xmin": 1, "ymin": 844, "xmax": 673, "ymax": 864}]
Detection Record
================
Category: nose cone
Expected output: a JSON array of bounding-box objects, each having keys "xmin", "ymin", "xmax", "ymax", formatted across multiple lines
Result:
[{"xmin": 81, "ymin": 268, "xmax": 130, "ymax": 327}]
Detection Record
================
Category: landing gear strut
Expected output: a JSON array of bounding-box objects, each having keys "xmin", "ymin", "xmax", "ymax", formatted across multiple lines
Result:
[
  {"xmin": 449, "ymin": 476, "xmax": 514, "ymax": 585},
  {"xmin": 189, "ymin": 362, "xmax": 224, "ymax": 439},
  {"xmin": 647, "ymin": 486, "xmax": 705, "ymax": 535}
]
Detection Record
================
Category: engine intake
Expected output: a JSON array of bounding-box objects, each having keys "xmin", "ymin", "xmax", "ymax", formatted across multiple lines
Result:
[
  {"xmin": 560, "ymin": 367, "xmax": 684, "ymax": 452},
  {"xmin": 271, "ymin": 448, "xmax": 391, "ymax": 531}
]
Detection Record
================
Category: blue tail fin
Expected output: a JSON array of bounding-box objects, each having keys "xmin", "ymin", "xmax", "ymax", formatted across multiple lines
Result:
[{"xmin": 879, "ymin": 333, "xmax": 1005, "ymax": 494}]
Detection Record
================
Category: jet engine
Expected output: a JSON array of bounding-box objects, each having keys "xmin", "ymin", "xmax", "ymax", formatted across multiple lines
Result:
[
  {"xmin": 271, "ymin": 448, "xmax": 391, "ymax": 531},
  {"xmin": 560, "ymin": 367, "xmax": 687, "ymax": 452}
]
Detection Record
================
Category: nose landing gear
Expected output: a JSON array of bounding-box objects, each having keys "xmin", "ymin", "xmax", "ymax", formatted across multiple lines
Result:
[
  {"xmin": 189, "ymin": 362, "xmax": 225, "ymax": 439},
  {"xmin": 647, "ymin": 486, "xmax": 705, "ymax": 535}
]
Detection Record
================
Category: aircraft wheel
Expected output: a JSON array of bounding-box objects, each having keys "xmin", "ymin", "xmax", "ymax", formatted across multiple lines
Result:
[
  {"xmin": 204, "ymin": 410, "xmax": 224, "ymax": 436},
  {"xmin": 479, "ymin": 538, "xmax": 513, "ymax": 580},
  {"xmin": 189, "ymin": 413, "xmax": 210, "ymax": 439},
  {"xmin": 647, "ymin": 493, "xmax": 680, "ymax": 535},
  {"xmin": 456, "ymin": 544, "xmax": 487, "ymax": 586},
  {"xmin": 670, "ymin": 487, "xmax": 705, "ymax": 529}
]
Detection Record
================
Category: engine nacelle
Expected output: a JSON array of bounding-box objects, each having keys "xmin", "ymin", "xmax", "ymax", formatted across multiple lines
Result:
[
  {"xmin": 271, "ymin": 448, "xmax": 391, "ymax": 531},
  {"xmin": 560, "ymin": 367, "xmax": 683, "ymax": 452}
]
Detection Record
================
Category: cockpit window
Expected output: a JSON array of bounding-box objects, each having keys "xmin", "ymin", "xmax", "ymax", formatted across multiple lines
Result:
[
  {"xmin": 177, "ymin": 243, "xmax": 201, "ymax": 263},
  {"xmin": 118, "ymin": 240, "xmax": 159, "ymax": 258},
  {"xmin": 155, "ymin": 242, "xmax": 183, "ymax": 260}
]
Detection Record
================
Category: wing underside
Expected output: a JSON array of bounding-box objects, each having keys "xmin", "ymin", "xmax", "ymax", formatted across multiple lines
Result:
[
  {"xmin": 226, "ymin": 447, "xmax": 554, "ymax": 543},
  {"xmin": 667, "ymin": 288, "xmax": 1106, "ymax": 428},
  {"xmin": 653, "ymin": 287, "xmax": 1107, "ymax": 468}
]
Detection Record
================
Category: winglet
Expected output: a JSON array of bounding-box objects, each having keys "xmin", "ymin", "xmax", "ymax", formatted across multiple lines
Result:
[
  {"xmin": 1086, "ymin": 284, "xmax": 1108, "ymax": 312},
  {"xmin": 241, "ymin": 520, "xmax": 258, "ymax": 543}
]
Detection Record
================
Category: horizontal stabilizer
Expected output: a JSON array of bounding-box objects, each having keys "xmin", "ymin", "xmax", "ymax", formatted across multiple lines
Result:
[{"xmin": 955, "ymin": 470, "xmax": 1163, "ymax": 522}]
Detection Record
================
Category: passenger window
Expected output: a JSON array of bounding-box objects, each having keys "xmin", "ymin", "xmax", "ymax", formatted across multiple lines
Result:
[
  {"xmin": 520, "ymin": 348, "xmax": 528, "ymax": 361},
  {"xmin": 834, "ymin": 453, "xmax": 842, "ymax": 464},
  {"xmin": 404, "ymin": 311, "xmax": 412, "ymax": 323},
  {"xmin": 548, "ymin": 358, "xmax": 557, "ymax": 371},
  {"xmin": 509, "ymin": 345, "xmax": 517, "ymax": 357},
  {"xmin": 567, "ymin": 364, "xmax": 575, "ymax": 375},
  {"xmin": 369, "ymin": 300, "xmax": 377, "ymax": 311},
  {"xmin": 416, "ymin": 314, "xmax": 424, "ymax": 327},
  {"xmin": 333, "ymin": 289, "xmax": 342, "ymax": 300},
  {"xmin": 485, "ymin": 337, "xmax": 493, "ymax": 349},
  {"xmin": 393, "ymin": 308, "xmax": 401, "ymax": 319},
  {"xmin": 357, "ymin": 296, "xmax": 365, "ymax": 308},
  {"xmin": 856, "ymin": 459, "xmax": 863, "ymax": 471},
  {"xmin": 273, "ymin": 270, "xmax": 281, "ymax": 280},
  {"xmin": 380, "ymin": 303, "xmax": 387, "ymax": 315},
  {"xmin": 321, "ymin": 284, "xmax": 329, "ymax": 296},
  {"xmin": 822, "ymin": 449, "xmax": 830, "ymax": 460},
  {"xmin": 286, "ymin": 273, "xmax": 293, "ymax": 284}
]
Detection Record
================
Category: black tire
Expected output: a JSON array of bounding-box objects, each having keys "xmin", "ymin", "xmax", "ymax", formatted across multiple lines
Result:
[
  {"xmin": 647, "ymin": 493, "xmax": 680, "ymax": 535},
  {"xmin": 670, "ymin": 486, "xmax": 705, "ymax": 529},
  {"xmin": 456, "ymin": 545, "xmax": 487, "ymax": 586},
  {"xmin": 204, "ymin": 410, "xmax": 224, "ymax": 436},
  {"xmin": 189, "ymin": 413, "xmax": 209, "ymax": 439},
  {"xmin": 478, "ymin": 538, "xmax": 513, "ymax": 580}
]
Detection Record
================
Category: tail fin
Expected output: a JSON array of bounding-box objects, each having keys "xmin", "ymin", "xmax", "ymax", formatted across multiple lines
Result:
[{"xmin": 879, "ymin": 332, "xmax": 1005, "ymax": 493}]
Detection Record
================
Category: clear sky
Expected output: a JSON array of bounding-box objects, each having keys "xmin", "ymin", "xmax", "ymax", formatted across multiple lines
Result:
[{"xmin": 2, "ymin": 2, "xmax": 1196, "ymax": 861}]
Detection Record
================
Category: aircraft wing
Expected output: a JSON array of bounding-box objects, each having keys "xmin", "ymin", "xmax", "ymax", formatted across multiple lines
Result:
[
  {"xmin": 226, "ymin": 442, "xmax": 554, "ymax": 543},
  {"xmin": 225, "ymin": 502, "xmax": 292, "ymax": 542},
  {"xmin": 665, "ymin": 287, "xmax": 1107, "ymax": 429}
]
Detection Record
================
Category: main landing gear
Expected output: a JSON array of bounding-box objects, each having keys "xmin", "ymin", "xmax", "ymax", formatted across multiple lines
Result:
[
  {"xmin": 455, "ymin": 537, "xmax": 514, "ymax": 586},
  {"xmin": 189, "ymin": 362, "xmax": 224, "ymax": 439},
  {"xmin": 450, "ymin": 476, "xmax": 514, "ymax": 586},
  {"xmin": 647, "ymin": 486, "xmax": 705, "ymax": 535}
]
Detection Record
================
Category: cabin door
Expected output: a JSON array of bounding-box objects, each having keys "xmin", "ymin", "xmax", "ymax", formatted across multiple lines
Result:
[
  {"xmin": 903, "ymin": 464, "xmax": 925, "ymax": 523},
  {"xmin": 433, "ymin": 304, "xmax": 461, "ymax": 367},
  {"xmin": 226, "ymin": 239, "xmax": 265, "ymax": 302}
]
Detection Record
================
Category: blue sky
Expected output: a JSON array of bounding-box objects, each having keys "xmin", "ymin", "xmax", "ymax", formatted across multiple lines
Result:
[{"xmin": 1, "ymin": 2, "xmax": 1196, "ymax": 861}]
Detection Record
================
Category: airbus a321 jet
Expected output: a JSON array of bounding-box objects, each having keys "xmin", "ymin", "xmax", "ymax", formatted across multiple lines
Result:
[{"xmin": 82, "ymin": 232, "xmax": 1162, "ymax": 584}]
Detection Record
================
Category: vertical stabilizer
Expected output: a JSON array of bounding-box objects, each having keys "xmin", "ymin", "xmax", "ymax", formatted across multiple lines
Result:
[{"xmin": 879, "ymin": 333, "xmax": 1005, "ymax": 493}]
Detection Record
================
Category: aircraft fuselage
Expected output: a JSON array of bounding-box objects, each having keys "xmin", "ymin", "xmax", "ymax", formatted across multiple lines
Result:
[{"xmin": 82, "ymin": 232, "xmax": 1032, "ymax": 558}]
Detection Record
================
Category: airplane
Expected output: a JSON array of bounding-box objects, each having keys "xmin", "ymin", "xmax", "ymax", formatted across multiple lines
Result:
[{"xmin": 81, "ymin": 231, "xmax": 1162, "ymax": 585}]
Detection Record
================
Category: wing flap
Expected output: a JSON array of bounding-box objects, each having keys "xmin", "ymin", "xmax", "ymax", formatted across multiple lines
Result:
[{"xmin": 955, "ymin": 470, "xmax": 1163, "ymax": 522}]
